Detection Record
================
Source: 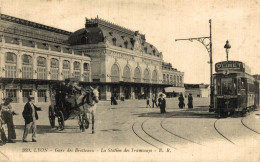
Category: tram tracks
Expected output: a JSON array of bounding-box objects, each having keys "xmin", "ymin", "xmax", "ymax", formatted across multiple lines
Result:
[
  {"xmin": 241, "ymin": 117, "xmax": 260, "ymax": 134},
  {"xmin": 132, "ymin": 116, "xmax": 202, "ymax": 150},
  {"xmin": 160, "ymin": 117, "xmax": 203, "ymax": 146},
  {"xmin": 213, "ymin": 119, "xmax": 235, "ymax": 145}
]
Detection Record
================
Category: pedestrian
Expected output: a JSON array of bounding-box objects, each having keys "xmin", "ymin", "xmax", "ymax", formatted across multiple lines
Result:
[
  {"xmin": 146, "ymin": 97, "xmax": 151, "ymax": 108},
  {"xmin": 152, "ymin": 94, "xmax": 158, "ymax": 108},
  {"xmin": 178, "ymin": 93, "xmax": 185, "ymax": 108},
  {"xmin": 22, "ymin": 95, "xmax": 42, "ymax": 142},
  {"xmin": 159, "ymin": 94, "xmax": 166, "ymax": 113},
  {"xmin": 188, "ymin": 93, "xmax": 193, "ymax": 109},
  {"xmin": 110, "ymin": 96, "xmax": 114, "ymax": 105},
  {"xmin": 1, "ymin": 97, "xmax": 17, "ymax": 143}
]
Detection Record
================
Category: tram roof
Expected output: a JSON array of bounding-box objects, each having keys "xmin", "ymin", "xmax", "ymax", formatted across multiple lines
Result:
[{"xmin": 215, "ymin": 61, "xmax": 251, "ymax": 74}]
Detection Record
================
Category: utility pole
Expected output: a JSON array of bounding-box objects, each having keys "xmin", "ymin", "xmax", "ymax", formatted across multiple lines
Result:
[{"xmin": 175, "ymin": 19, "xmax": 214, "ymax": 112}]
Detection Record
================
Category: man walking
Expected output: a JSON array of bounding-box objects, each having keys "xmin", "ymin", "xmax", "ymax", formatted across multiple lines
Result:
[
  {"xmin": 152, "ymin": 94, "xmax": 158, "ymax": 108},
  {"xmin": 22, "ymin": 95, "xmax": 41, "ymax": 142}
]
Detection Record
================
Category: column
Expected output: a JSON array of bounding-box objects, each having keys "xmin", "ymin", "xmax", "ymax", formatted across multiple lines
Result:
[
  {"xmin": 70, "ymin": 59, "xmax": 73, "ymax": 78},
  {"xmin": 17, "ymin": 52, "xmax": 22, "ymax": 78},
  {"xmin": 34, "ymin": 85, "xmax": 38, "ymax": 103},
  {"xmin": 46, "ymin": 55, "xmax": 50, "ymax": 80},
  {"xmin": 80, "ymin": 60, "xmax": 84, "ymax": 81},
  {"xmin": 0, "ymin": 48, "xmax": 5, "ymax": 77},
  {"xmin": 33, "ymin": 54, "xmax": 37, "ymax": 79},
  {"xmin": 120, "ymin": 86, "xmax": 124, "ymax": 98},
  {"xmin": 59, "ymin": 57, "xmax": 63, "ymax": 80},
  {"xmin": 131, "ymin": 86, "xmax": 135, "ymax": 99},
  {"xmin": 18, "ymin": 90, "xmax": 23, "ymax": 103},
  {"xmin": 149, "ymin": 87, "xmax": 152, "ymax": 99}
]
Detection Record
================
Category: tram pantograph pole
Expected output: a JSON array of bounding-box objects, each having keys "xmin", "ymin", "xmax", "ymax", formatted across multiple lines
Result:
[{"xmin": 175, "ymin": 19, "xmax": 214, "ymax": 112}]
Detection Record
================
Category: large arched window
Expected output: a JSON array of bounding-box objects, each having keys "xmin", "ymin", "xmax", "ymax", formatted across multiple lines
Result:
[
  {"xmin": 73, "ymin": 61, "xmax": 81, "ymax": 80},
  {"xmin": 22, "ymin": 54, "xmax": 33, "ymax": 79},
  {"xmin": 177, "ymin": 76, "xmax": 179, "ymax": 86},
  {"xmin": 5, "ymin": 52, "xmax": 17, "ymax": 78},
  {"xmin": 123, "ymin": 65, "xmax": 131, "ymax": 82},
  {"xmin": 62, "ymin": 60, "xmax": 70, "ymax": 79},
  {"xmin": 143, "ymin": 68, "xmax": 150, "ymax": 83},
  {"xmin": 37, "ymin": 56, "xmax": 47, "ymax": 79},
  {"xmin": 83, "ymin": 63, "xmax": 90, "ymax": 82},
  {"xmin": 166, "ymin": 74, "xmax": 169, "ymax": 84},
  {"xmin": 134, "ymin": 67, "xmax": 141, "ymax": 82},
  {"xmin": 152, "ymin": 70, "xmax": 158, "ymax": 83},
  {"xmin": 111, "ymin": 64, "xmax": 120, "ymax": 82},
  {"xmin": 180, "ymin": 76, "xmax": 182, "ymax": 86},
  {"xmin": 50, "ymin": 58, "xmax": 59, "ymax": 80}
]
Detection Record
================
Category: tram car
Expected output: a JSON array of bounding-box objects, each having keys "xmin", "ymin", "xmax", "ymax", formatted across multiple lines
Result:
[{"xmin": 213, "ymin": 61, "xmax": 260, "ymax": 117}]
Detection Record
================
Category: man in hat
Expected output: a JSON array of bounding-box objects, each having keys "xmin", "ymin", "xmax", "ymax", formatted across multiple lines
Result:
[
  {"xmin": 22, "ymin": 95, "xmax": 42, "ymax": 142},
  {"xmin": 1, "ymin": 97, "xmax": 17, "ymax": 143}
]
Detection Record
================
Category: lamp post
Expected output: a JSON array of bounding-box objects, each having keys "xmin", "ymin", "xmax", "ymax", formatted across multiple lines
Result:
[
  {"xmin": 175, "ymin": 19, "xmax": 214, "ymax": 112},
  {"xmin": 224, "ymin": 40, "xmax": 231, "ymax": 61}
]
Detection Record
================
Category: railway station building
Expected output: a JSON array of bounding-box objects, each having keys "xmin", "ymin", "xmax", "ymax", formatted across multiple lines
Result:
[{"xmin": 0, "ymin": 14, "xmax": 184, "ymax": 103}]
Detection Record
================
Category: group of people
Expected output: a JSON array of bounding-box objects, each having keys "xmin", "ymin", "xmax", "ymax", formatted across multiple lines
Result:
[
  {"xmin": 145, "ymin": 93, "xmax": 194, "ymax": 114},
  {"xmin": 0, "ymin": 95, "xmax": 42, "ymax": 145},
  {"xmin": 178, "ymin": 93, "xmax": 193, "ymax": 109},
  {"xmin": 146, "ymin": 94, "xmax": 166, "ymax": 114}
]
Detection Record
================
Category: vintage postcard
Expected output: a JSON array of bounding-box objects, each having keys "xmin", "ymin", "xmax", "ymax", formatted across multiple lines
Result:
[{"xmin": 0, "ymin": 0, "xmax": 259, "ymax": 161}]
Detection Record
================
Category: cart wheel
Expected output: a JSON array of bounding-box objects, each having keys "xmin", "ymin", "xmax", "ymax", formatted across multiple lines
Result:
[
  {"xmin": 48, "ymin": 106, "xmax": 55, "ymax": 128},
  {"xmin": 58, "ymin": 111, "xmax": 65, "ymax": 131}
]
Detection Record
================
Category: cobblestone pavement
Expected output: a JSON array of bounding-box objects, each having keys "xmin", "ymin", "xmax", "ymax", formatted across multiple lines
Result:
[{"xmin": 1, "ymin": 97, "xmax": 260, "ymax": 162}]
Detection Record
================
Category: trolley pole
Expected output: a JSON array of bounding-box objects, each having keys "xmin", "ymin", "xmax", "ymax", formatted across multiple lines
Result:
[{"xmin": 175, "ymin": 19, "xmax": 214, "ymax": 112}]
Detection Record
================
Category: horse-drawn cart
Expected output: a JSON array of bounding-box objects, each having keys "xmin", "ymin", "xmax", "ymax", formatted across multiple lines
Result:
[{"xmin": 48, "ymin": 81, "xmax": 81, "ymax": 130}]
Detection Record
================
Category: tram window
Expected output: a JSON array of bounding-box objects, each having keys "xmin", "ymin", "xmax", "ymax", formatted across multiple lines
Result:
[
  {"xmin": 241, "ymin": 78, "xmax": 246, "ymax": 89},
  {"xmin": 215, "ymin": 78, "xmax": 221, "ymax": 95},
  {"xmin": 221, "ymin": 78, "xmax": 235, "ymax": 95}
]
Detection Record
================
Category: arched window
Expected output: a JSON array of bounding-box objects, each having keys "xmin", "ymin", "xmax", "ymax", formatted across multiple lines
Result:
[
  {"xmin": 5, "ymin": 52, "xmax": 17, "ymax": 78},
  {"xmin": 180, "ymin": 76, "xmax": 182, "ymax": 86},
  {"xmin": 22, "ymin": 54, "xmax": 33, "ymax": 79},
  {"xmin": 174, "ymin": 75, "xmax": 177, "ymax": 86},
  {"xmin": 83, "ymin": 63, "xmax": 90, "ymax": 82},
  {"xmin": 123, "ymin": 65, "xmax": 131, "ymax": 82},
  {"xmin": 163, "ymin": 74, "xmax": 166, "ymax": 83},
  {"xmin": 134, "ymin": 67, "xmax": 141, "ymax": 82},
  {"xmin": 177, "ymin": 76, "xmax": 179, "ymax": 86},
  {"xmin": 111, "ymin": 64, "xmax": 120, "ymax": 82},
  {"xmin": 37, "ymin": 56, "xmax": 47, "ymax": 79},
  {"xmin": 124, "ymin": 41, "xmax": 128, "ymax": 48},
  {"xmin": 112, "ymin": 38, "xmax": 117, "ymax": 46},
  {"xmin": 73, "ymin": 61, "xmax": 81, "ymax": 80},
  {"xmin": 152, "ymin": 70, "xmax": 158, "ymax": 83},
  {"xmin": 143, "ymin": 68, "xmax": 150, "ymax": 83},
  {"xmin": 62, "ymin": 60, "xmax": 70, "ymax": 79},
  {"xmin": 50, "ymin": 58, "xmax": 59, "ymax": 80}
]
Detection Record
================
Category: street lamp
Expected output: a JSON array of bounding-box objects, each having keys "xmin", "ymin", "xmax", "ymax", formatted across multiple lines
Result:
[
  {"xmin": 224, "ymin": 40, "xmax": 231, "ymax": 61},
  {"xmin": 175, "ymin": 19, "xmax": 214, "ymax": 112}
]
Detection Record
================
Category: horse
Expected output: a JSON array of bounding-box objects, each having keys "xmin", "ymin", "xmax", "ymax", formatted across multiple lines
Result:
[{"xmin": 77, "ymin": 87, "xmax": 99, "ymax": 134}]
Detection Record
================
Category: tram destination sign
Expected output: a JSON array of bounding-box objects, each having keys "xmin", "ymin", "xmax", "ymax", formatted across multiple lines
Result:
[{"xmin": 215, "ymin": 61, "xmax": 245, "ymax": 72}]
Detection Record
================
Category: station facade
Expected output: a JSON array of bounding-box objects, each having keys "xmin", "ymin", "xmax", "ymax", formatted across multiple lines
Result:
[{"xmin": 0, "ymin": 14, "xmax": 184, "ymax": 103}]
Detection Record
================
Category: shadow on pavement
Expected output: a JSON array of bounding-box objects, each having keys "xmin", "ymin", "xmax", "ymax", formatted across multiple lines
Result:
[
  {"xmin": 15, "ymin": 125, "xmax": 82, "ymax": 134},
  {"xmin": 133, "ymin": 107, "xmax": 216, "ymax": 119}
]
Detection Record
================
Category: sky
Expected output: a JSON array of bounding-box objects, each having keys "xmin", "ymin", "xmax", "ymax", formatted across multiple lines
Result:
[{"xmin": 0, "ymin": 0, "xmax": 260, "ymax": 84}]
